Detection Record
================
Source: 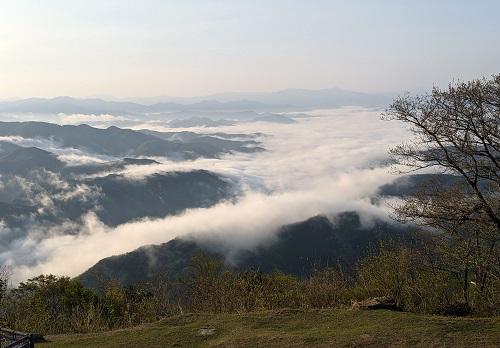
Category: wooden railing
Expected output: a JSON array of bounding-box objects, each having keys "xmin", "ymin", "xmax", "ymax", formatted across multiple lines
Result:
[{"xmin": 0, "ymin": 328, "xmax": 35, "ymax": 348}]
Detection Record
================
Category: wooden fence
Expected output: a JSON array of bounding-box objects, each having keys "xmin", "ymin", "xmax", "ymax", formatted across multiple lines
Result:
[{"xmin": 0, "ymin": 328, "xmax": 35, "ymax": 348}]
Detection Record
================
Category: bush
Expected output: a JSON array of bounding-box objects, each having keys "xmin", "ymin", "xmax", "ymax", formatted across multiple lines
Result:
[
  {"xmin": 184, "ymin": 253, "xmax": 357, "ymax": 312},
  {"xmin": 357, "ymin": 244, "xmax": 478, "ymax": 315},
  {"xmin": 3, "ymin": 275, "xmax": 101, "ymax": 334},
  {"xmin": 2, "ymin": 242, "xmax": 498, "ymax": 335},
  {"xmin": 1, "ymin": 274, "xmax": 180, "ymax": 334}
]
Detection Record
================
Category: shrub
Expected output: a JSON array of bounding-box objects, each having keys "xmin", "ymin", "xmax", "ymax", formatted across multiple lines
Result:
[{"xmin": 357, "ymin": 244, "xmax": 466, "ymax": 314}]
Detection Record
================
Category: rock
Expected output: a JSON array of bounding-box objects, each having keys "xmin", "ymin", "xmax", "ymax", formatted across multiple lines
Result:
[
  {"xmin": 351, "ymin": 296, "xmax": 397, "ymax": 310},
  {"xmin": 197, "ymin": 328, "xmax": 216, "ymax": 336},
  {"xmin": 31, "ymin": 333, "xmax": 46, "ymax": 343}
]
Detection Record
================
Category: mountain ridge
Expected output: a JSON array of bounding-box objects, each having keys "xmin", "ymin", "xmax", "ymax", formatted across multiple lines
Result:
[
  {"xmin": 78, "ymin": 212, "xmax": 410, "ymax": 287},
  {"xmin": 0, "ymin": 121, "xmax": 262, "ymax": 159},
  {"xmin": 0, "ymin": 88, "xmax": 392, "ymax": 115}
]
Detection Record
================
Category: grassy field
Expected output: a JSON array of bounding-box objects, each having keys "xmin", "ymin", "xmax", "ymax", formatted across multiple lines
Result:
[{"xmin": 41, "ymin": 309, "xmax": 500, "ymax": 347}]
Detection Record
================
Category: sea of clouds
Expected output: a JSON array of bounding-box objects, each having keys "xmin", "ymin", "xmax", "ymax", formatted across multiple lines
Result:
[{"xmin": 0, "ymin": 107, "xmax": 410, "ymax": 282}]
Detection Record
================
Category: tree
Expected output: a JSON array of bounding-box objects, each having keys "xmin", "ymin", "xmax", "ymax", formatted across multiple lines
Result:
[
  {"xmin": 385, "ymin": 75, "xmax": 500, "ymax": 310},
  {"xmin": 0, "ymin": 265, "xmax": 9, "ymax": 304},
  {"xmin": 8, "ymin": 275, "xmax": 98, "ymax": 333}
]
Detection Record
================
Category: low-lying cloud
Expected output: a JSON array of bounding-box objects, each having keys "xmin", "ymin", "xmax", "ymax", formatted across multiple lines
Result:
[
  {"xmin": 1, "ymin": 107, "xmax": 409, "ymax": 282},
  {"xmin": 0, "ymin": 135, "xmax": 116, "ymax": 165}
]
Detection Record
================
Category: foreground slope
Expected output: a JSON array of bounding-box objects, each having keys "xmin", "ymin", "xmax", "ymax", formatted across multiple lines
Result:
[{"xmin": 42, "ymin": 309, "xmax": 500, "ymax": 347}]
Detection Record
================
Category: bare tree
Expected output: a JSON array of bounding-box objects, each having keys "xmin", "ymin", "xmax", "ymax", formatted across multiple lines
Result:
[
  {"xmin": 0, "ymin": 265, "xmax": 9, "ymax": 316},
  {"xmin": 0, "ymin": 265, "xmax": 7, "ymax": 291},
  {"xmin": 384, "ymin": 75, "xmax": 500, "ymax": 308}
]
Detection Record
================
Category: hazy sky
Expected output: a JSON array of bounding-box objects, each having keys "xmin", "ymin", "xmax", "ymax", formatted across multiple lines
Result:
[{"xmin": 1, "ymin": 0, "xmax": 499, "ymax": 98}]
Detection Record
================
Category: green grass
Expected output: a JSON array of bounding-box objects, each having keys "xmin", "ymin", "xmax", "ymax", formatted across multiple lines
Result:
[{"xmin": 41, "ymin": 309, "xmax": 500, "ymax": 347}]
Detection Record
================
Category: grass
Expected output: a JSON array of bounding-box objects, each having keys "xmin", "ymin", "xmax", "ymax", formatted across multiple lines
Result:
[{"xmin": 41, "ymin": 309, "xmax": 500, "ymax": 347}]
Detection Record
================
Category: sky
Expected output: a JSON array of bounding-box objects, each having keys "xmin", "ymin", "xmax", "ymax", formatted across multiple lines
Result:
[{"xmin": 1, "ymin": 0, "xmax": 499, "ymax": 99}]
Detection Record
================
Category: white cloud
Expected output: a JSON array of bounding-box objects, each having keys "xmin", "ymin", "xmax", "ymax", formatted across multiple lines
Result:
[
  {"xmin": 1, "ymin": 107, "xmax": 410, "ymax": 282},
  {"xmin": 0, "ymin": 135, "xmax": 116, "ymax": 165},
  {"xmin": 57, "ymin": 113, "xmax": 128, "ymax": 127}
]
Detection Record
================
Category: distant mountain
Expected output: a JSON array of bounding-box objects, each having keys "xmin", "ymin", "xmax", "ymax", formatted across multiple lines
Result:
[
  {"xmin": 125, "ymin": 88, "xmax": 393, "ymax": 109},
  {"xmin": 86, "ymin": 170, "xmax": 234, "ymax": 226},
  {"xmin": 0, "ymin": 140, "xmax": 21, "ymax": 155},
  {"xmin": 148, "ymin": 100, "xmax": 291, "ymax": 113},
  {"xmin": 167, "ymin": 117, "xmax": 236, "ymax": 128},
  {"xmin": 0, "ymin": 121, "xmax": 262, "ymax": 159},
  {"xmin": 0, "ymin": 201, "xmax": 38, "ymax": 229},
  {"xmin": 0, "ymin": 168, "xmax": 235, "ymax": 251},
  {"xmin": 207, "ymin": 132, "xmax": 265, "ymax": 140},
  {"xmin": 251, "ymin": 114, "xmax": 297, "ymax": 124},
  {"xmin": 166, "ymin": 114, "xmax": 296, "ymax": 127},
  {"xmin": 236, "ymin": 212, "xmax": 407, "ymax": 276},
  {"xmin": 63, "ymin": 157, "xmax": 160, "ymax": 176},
  {"xmin": 79, "ymin": 212, "xmax": 410, "ymax": 287},
  {"xmin": 377, "ymin": 174, "xmax": 464, "ymax": 197},
  {"xmin": 0, "ymin": 140, "xmax": 237, "ymax": 240},
  {"xmin": 161, "ymin": 110, "xmax": 262, "ymax": 121},
  {"xmin": 139, "ymin": 130, "xmax": 264, "ymax": 154},
  {"xmin": 0, "ymin": 97, "xmax": 291, "ymax": 115},
  {"xmin": 201, "ymin": 88, "xmax": 392, "ymax": 108},
  {"xmin": 0, "ymin": 96, "xmax": 146, "ymax": 115},
  {"xmin": 79, "ymin": 239, "xmax": 203, "ymax": 288},
  {"xmin": 0, "ymin": 88, "xmax": 392, "ymax": 116},
  {"xmin": 78, "ymin": 172, "xmax": 450, "ymax": 287},
  {"xmin": 0, "ymin": 141, "xmax": 64, "ymax": 174}
]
